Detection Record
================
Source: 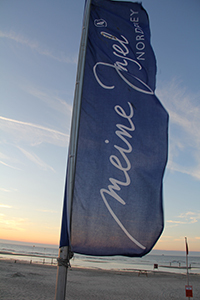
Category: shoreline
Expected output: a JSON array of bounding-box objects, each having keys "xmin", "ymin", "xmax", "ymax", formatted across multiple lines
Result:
[{"xmin": 0, "ymin": 257, "xmax": 199, "ymax": 276}]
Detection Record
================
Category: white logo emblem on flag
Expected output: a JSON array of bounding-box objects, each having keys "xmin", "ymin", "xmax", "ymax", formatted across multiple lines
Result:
[{"xmin": 94, "ymin": 19, "xmax": 107, "ymax": 27}]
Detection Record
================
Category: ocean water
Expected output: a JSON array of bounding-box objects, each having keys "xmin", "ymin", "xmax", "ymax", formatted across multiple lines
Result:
[{"xmin": 0, "ymin": 240, "xmax": 199, "ymax": 275}]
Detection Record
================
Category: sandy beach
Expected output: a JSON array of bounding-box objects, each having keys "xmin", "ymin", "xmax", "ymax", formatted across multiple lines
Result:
[{"xmin": 0, "ymin": 259, "xmax": 199, "ymax": 300}]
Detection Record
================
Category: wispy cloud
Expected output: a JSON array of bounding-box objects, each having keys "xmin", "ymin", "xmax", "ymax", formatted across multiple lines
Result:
[
  {"xmin": 0, "ymin": 30, "xmax": 77, "ymax": 63},
  {"xmin": 22, "ymin": 85, "xmax": 72, "ymax": 115},
  {"xmin": 0, "ymin": 160, "xmax": 21, "ymax": 170},
  {"xmin": 0, "ymin": 152, "xmax": 22, "ymax": 170},
  {"xmin": 0, "ymin": 188, "xmax": 10, "ymax": 193},
  {"xmin": 167, "ymin": 220, "xmax": 186, "ymax": 225},
  {"xmin": 178, "ymin": 211, "xmax": 200, "ymax": 224},
  {"xmin": 167, "ymin": 211, "xmax": 200, "ymax": 226},
  {"xmin": 37, "ymin": 209, "xmax": 58, "ymax": 214},
  {"xmin": 0, "ymin": 186, "xmax": 18, "ymax": 193},
  {"xmin": 0, "ymin": 214, "xmax": 28, "ymax": 231},
  {"xmin": 17, "ymin": 146, "xmax": 55, "ymax": 171},
  {"xmin": 0, "ymin": 116, "xmax": 69, "ymax": 147},
  {"xmin": 0, "ymin": 204, "xmax": 12, "ymax": 208},
  {"xmin": 157, "ymin": 79, "xmax": 200, "ymax": 180}
]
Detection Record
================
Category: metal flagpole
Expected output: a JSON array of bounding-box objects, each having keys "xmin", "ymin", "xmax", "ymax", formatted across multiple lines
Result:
[{"xmin": 55, "ymin": 1, "xmax": 92, "ymax": 299}]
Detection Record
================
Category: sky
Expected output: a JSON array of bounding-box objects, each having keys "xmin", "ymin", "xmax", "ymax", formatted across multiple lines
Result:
[{"xmin": 0, "ymin": 0, "xmax": 200, "ymax": 252}]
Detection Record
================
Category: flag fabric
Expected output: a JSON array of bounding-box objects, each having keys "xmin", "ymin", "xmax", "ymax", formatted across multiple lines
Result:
[{"xmin": 60, "ymin": 0, "xmax": 168, "ymax": 257}]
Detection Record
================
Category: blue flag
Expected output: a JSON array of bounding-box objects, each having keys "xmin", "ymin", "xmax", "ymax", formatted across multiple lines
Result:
[{"xmin": 60, "ymin": 0, "xmax": 168, "ymax": 257}]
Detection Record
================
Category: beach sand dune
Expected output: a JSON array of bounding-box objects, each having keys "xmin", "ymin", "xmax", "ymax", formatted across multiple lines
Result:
[{"xmin": 0, "ymin": 260, "xmax": 199, "ymax": 299}]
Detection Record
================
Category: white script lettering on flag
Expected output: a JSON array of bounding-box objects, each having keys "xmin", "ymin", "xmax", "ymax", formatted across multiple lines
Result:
[
  {"xmin": 100, "ymin": 102, "xmax": 146, "ymax": 249},
  {"xmin": 93, "ymin": 32, "xmax": 153, "ymax": 95}
]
